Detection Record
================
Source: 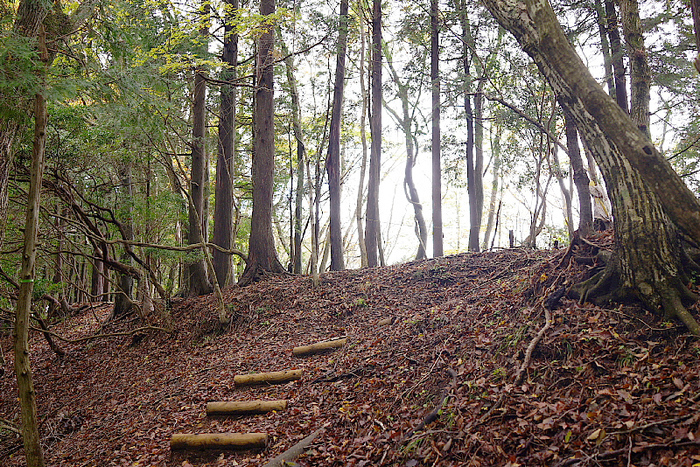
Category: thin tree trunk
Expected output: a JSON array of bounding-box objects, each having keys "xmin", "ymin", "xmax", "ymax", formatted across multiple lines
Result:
[
  {"xmin": 356, "ymin": 16, "xmax": 369, "ymax": 268},
  {"xmin": 294, "ymin": 143, "xmax": 305, "ymax": 273},
  {"xmin": 604, "ymin": 0, "xmax": 629, "ymax": 113},
  {"xmin": 551, "ymin": 140, "xmax": 573, "ymax": 238},
  {"xmin": 280, "ymin": 37, "xmax": 308, "ymax": 274},
  {"xmin": 593, "ymin": 0, "xmax": 615, "ymax": 96},
  {"xmin": 326, "ymin": 0, "xmax": 349, "ymax": 271},
  {"xmin": 692, "ymin": 0, "xmax": 700, "ymax": 73},
  {"xmin": 14, "ymin": 25, "xmax": 48, "ymax": 467},
  {"xmin": 188, "ymin": 1, "xmax": 214, "ymax": 295},
  {"xmin": 365, "ymin": 0, "xmax": 382, "ymax": 267},
  {"xmin": 482, "ymin": 125, "xmax": 501, "ymax": 250},
  {"xmin": 431, "ymin": 0, "xmax": 443, "ymax": 257},
  {"xmin": 113, "ymin": 165, "xmax": 134, "ymax": 317},
  {"xmin": 384, "ymin": 48, "xmax": 427, "ymax": 260},
  {"xmin": 562, "ymin": 105, "xmax": 592, "ymax": 236},
  {"xmin": 213, "ymin": 0, "xmax": 239, "ymax": 287},
  {"xmin": 619, "ymin": 0, "xmax": 651, "ymax": 137},
  {"xmin": 469, "ymin": 80, "xmax": 485, "ymax": 252}
]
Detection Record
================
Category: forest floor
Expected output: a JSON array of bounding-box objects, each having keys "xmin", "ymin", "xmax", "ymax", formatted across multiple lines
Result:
[{"xmin": 1, "ymin": 238, "xmax": 700, "ymax": 466}]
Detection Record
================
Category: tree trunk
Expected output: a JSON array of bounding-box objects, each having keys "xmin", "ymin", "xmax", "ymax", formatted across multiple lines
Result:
[
  {"xmin": 14, "ymin": 25, "xmax": 48, "ymax": 467},
  {"xmin": 113, "ymin": 164, "xmax": 135, "ymax": 317},
  {"xmin": 239, "ymin": 0, "xmax": 285, "ymax": 285},
  {"xmin": 431, "ymin": 0, "xmax": 443, "ymax": 258},
  {"xmin": 187, "ymin": 1, "xmax": 214, "ymax": 296},
  {"xmin": 213, "ymin": 0, "xmax": 239, "ymax": 287},
  {"xmin": 551, "ymin": 140, "xmax": 573, "ymax": 239},
  {"xmin": 481, "ymin": 0, "xmax": 700, "ymax": 334},
  {"xmin": 294, "ymin": 142, "xmax": 305, "ymax": 273},
  {"xmin": 365, "ymin": 0, "xmax": 382, "ymax": 267},
  {"xmin": 384, "ymin": 48, "xmax": 427, "ymax": 261},
  {"xmin": 482, "ymin": 125, "xmax": 501, "ymax": 250},
  {"xmin": 468, "ymin": 80, "xmax": 485, "ymax": 252},
  {"xmin": 562, "ymin": 105, "xmax": 592, "ymax": 236},
  {"xmin": 279, "ymin": 37, "xmax": 308, "ymax": 275},
  {"xmin": 356, "ymin": 17, "xmax": 369, "ymax": 268},
  {"xmin": 619, "ymin": 0, "xmax": 651, "ymax": 137},
  {"xmin": 326, "ymin": 0, "xmax": 349, "ymax": 271},
  {"xmin": 604, "ymin": 0, "xmax": 629, "ymax": 113},
  {"xmin": 593, "ymin": 0, "xmax": 615, "ymax": 96},
  {"xmin": 692, "ymin": 0, "xmax": 700, "ymax": 73}
]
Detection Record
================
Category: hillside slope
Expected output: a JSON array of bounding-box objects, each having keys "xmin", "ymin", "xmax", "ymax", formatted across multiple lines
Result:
[{"xmin": 1, "ymin": 247, "xmax": 699, "ymax": 466}]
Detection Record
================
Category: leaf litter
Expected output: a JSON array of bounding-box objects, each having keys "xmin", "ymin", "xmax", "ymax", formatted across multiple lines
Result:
[{"xmin": 1, "ymin": 245, "xmax": 699, "ymax": 466}]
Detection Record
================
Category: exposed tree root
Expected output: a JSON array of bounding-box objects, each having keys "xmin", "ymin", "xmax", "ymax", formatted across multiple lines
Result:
[
  {"xmin": 568, "ymin": 247, "xmax": 700, "ymax": 336},
  {"xmin": 237, "ymin": 263, "xmax": 288, "ymax": 287}
]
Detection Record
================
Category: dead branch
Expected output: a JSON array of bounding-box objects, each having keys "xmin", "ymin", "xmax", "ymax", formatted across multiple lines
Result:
[
  {"xmin": 27, "ymin": 325, "xmax": 170, "ymax": 344},
  {"xmin": 478, "ymin": 308, "xmax": 553, "ymax": 425},
  {"xmin": 261, "ymin": 427, "xmax": 325, "ymax": 467},
  {"xmin": 401, "ymin": 368, "xmax": 458, "ymax": 443}
]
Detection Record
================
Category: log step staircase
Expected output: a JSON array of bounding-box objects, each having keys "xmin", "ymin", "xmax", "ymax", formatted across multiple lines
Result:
[{"xmin": 169, "ymin": 337, "xmax": 348, "ymax": 463}]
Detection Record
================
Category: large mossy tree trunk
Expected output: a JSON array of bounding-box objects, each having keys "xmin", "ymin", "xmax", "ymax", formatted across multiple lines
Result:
[
  {"xmin": 238, "ymin": 0, "xmax": 285, "ymax": 286},
  {"xmin": 481, "ymin": 0, "xmax": 700, "ymax": 334}
]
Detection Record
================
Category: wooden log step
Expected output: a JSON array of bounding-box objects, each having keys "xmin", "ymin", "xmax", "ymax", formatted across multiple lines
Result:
[
  {"xmin": 234, "ymin": 369, "xmax": 302, "ymax": 387},
  {"xmin": 170, "ymin": 433, "xmax": 268, "ymax": 451},
  {"xmin": 206, "ymin": 400, "xmax": 288, "ymax": 416},
  {"xmin": 292, "ymin": 337, "xmax": 347, "ymax": 357}
]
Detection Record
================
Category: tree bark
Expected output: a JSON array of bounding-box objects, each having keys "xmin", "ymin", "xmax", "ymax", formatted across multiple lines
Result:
[
  {"xmin": 431, "ymin": 0, "xmax": 443, "ymax": 258},
  {"xmin": 326, "ymin": 0, "xmax": 349, "ymax": 271},
  {"xmin": 481, "ymin": 0, "xmax": 700, "ymax": 334},
  {"xmin": 213, "ymin": 0, "xmax": 239, "ymax": 287},
  {"xmin": 619, "ymin": 0, "xmax": 651, "ymax": 137},
  {"xmin": 365, "ymin": 0, "xmax": 382, "ymax": 267},
  {"xmin": 14, "ymin": 25, "xmax": 48, "ymax": 467},
  {"xmin": 239, "ymin": 0, "xmax": 285, "ymax": 285}
]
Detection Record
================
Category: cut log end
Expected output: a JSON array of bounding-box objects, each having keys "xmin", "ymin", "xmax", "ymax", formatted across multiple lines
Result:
[
  {"xmin": 206, "ymin": 400, "xmax": 288, "ymax": 416},
  {"xmin": 292, "ymin": 338, "xmax": 347, "ymax": 357},
  {"xmin": 170, "ymin": 433, "xmax": 268, "ymax": 451},
  {"xmin": 233, "ymin": 369, "xmax": 303, "ymax": 387}
]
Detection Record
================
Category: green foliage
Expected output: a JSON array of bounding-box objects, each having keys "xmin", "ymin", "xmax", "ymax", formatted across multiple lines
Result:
[{"xmin": 0, "ymin": 32, "xmax": 41, "ymax": 122}]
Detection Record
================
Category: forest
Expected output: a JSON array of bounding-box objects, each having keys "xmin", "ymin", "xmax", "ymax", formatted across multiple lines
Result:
[{"xmin": 1, "ymin": 0, "xmax": 700, "ymax": 465}]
